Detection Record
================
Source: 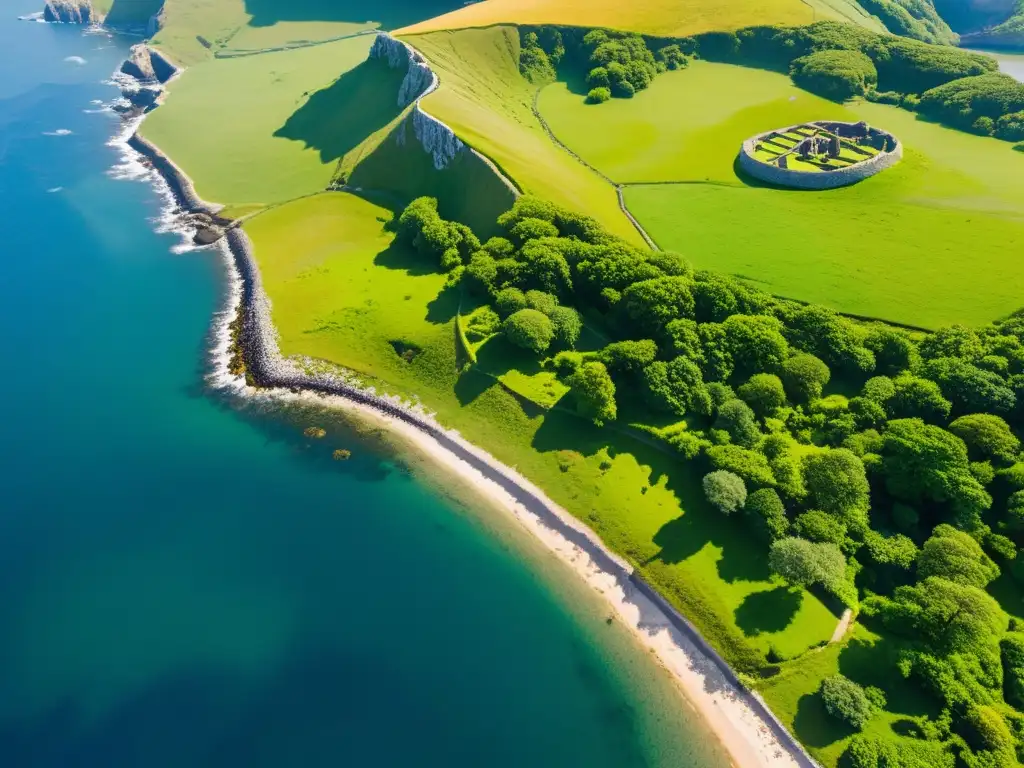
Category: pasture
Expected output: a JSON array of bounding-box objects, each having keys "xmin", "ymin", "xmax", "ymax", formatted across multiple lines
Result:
[
  {"xmin": 538, "ymin": 62, "xmax": 1024, "ymax": 328},
  {"xmin": 397, "ymin": 0, "xmax": 884, "ymax": 37},
  {"xmin": 404, "ymin": 27, "xmax": 646, "ymax": 245},
  {"xmin": 141, "ymin": 35, "xmax": 400, "ymax": 206},
  {"xmin": 245, "ymin": 191, "xmax": 839, "ymax": 673}
]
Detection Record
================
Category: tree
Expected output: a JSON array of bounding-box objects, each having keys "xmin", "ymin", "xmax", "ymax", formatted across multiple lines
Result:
[
  {"xmin": 642, "ymin": 358, "xmax": 712, "ymax": 417},
  {"xmin": 465, "ymin": 252, "xmax": 498, "ymax": 294},
  {"xmin": 620, "ymin": 276, "xmax": 695, "ymax": 334},
  {"xmin": 509, "ymin": 217, "xmax": 559, "ymax": 244},
  {"xmin": 880, "ymin": 419, "xmax": 992, "ymax": 529},
  {"xmin": 919, "ymin": 324, "xmax": 984, "ymax": 362},
  {"xmin": 791, "ymin": 49, "xmax": 878, "ymax": 100},
  {"xmin": 515, "ymin": 241, "xmax": 572, "ymax": 296},
  {"xmin": 949, "ymin": 413, "xmax": 1020, "ymax": 463},
  {"xmin": 664, "ymin": 318, "xmax": 704, "ymax": 364},
  {"xmin": 737, "ymin": 373, "xmax": 787, "ymax": 417},
  {"xmin": 722, "ymin": 314, "xmax": 789, "ymax": 375},
  {"xmin": 820, "ymin": 675, "xmax": 875, "ymax": 730},
  {"xmin": 865, "ymin": 326, "xmax": 919, "ymax": 375},
  {"xmin": 745, "ymin": 488, "xmax": 789, "ymax": 542},
  {"xmin": 863, "ymin": 529, "xmax": 918, "ymax": 569},
  {"xmin": 862, "ymin": 375, "xmax": 896, "ymax": 404},
  {"xmin": 698, "ymin": 323, "xmax": 734, "ymax": 381},
  {"xmin": 691, "ymin": 273, "xmax": 739, "ymax": 322},
  {"xmin": 780, "ymin": 353, "xmax": 831, "ymax": 403},
  {"xmin": 917, "ymin": 524, "xmax": 1000, "ymax": 589},
  {"xmin": 703, "ymin": 470, "xmax": 747, "ymax": 514},
  {"xmin": 586, "ymin": 86, "xmax": 611, "ymax": 104},
  {"xmin": 494, "ymin": 287, "xmax": 528, "ymax": 318},
  {"xmin": 567, "ymin": 362, "xmax": 617, "ymax": 425},
  {"xmin": 787, "ymin": 305, "xmax": 874, "ymax": 374},
  {"xmin": 549, "ymin": 306, "xmax": 582, "ymax": 349},
  {"xmin": 769, "ymin": 537, "xmax": 846, "ymax": 590},
  {"xmin": 866, "ymin": 576, "xmax": 1007, "ymax": 655},
  {"xmin": 714, "ymin": 398, "xmax": 760, "ymax": 448},
  {"xmin": 922, "ymin": 357, "xmax": 1016, "ymax": 416},
  {"xmin": 962, "ymin": 705, "xmax": 1014, "ymax": 753},
  {"xmin": 801, "ymin": 449, "xmax": 870, "ymax": 530},
  {"xmin": 599, "ymin": 339, "xmax": 659, "ymax": 374},
  {"xmin": 707, "ymin": 444, "xmax": 776, "ymax": 487},
  {"xmin": 525, "ymin": 289, "xmax": 558, "ymax": 315},
  {"xmin": 888, "ymin": 375, "xmax": 951, "ymax": 422},
  {"xmin": 793, "ymin": 510, "xmax": 848, "ymax": 549},
  {"xmin": 503, "ymin": 309, "xmax": 554, "ymax": 354},
  {"xmin": 1000, "ymin": 632, "xmax": 1024, "ymax": 709}
]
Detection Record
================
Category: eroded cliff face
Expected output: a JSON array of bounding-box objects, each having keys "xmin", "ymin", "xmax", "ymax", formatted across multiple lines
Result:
[
  {"xmin": 369, "ymin": 32, "xmax": 465, "ymax": 170},
  {"xmin": 119, "ymin": 44, "xmax": 177, "ymax": 84},
  {"xmin": 369, "ymin": 33, "xmax": 434, "ymax": 108},
  {"xmin": 43, "ymin": 0, "xmax": 94, "ymax": 23}
]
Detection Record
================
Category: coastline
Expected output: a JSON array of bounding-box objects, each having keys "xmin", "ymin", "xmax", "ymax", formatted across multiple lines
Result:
[{"xmin": 119, "ymin": 70, "xmax": 820, "ymax": 768}]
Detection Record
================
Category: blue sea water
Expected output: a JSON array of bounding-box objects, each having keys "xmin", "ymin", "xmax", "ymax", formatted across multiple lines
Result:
[{"xmin": 0, "ymin": 5, "xmax": 727, "ymax": 767}]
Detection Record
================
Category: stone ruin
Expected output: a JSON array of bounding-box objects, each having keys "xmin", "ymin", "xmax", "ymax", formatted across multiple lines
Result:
[{"xmin": 738, "ymin": 120, "xmax": 902, "ymax": 190}]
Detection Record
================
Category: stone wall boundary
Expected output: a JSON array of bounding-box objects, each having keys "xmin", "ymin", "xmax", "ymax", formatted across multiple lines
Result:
[{"xmin": 739, "ymin": 121, "xmax": 902, "ymax": 190}]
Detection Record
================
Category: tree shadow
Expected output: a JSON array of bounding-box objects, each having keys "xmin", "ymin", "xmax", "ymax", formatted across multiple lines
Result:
[
  {"xmin": 454, "ymin": 368, "xmax": 496, "ymax": 405},
  {"xmin": 734, "ymin": 586, "xmax": 803, "ymax": 636},
  {"xmin": 793, "ymin": 691, "xmax": 854, "ymax": 749},
  {"xmin": 244, "ymin": 0, "xmax": 466, "ymax": 30},
  {"xmin": 274, "ymin": 60, "xmax": 405, "ymax": 165},
  {"xmin": 372, "ymin": 240, "xmax": 436, "ymax": 277},
  {"xmin": 837, "ymin": 630, "xmax": 939, "ymax": 719},
  {"xmin": 425, "ymin": 285, "xmax": 459, "ymax": 324}
]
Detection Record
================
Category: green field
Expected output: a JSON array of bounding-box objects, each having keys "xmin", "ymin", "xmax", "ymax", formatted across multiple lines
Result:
[
  {"xmin": 538, "ymin": 62, "xmax": 1024, "ymax": 328},
  {"xmin": 245, "ymin": 190, "xmax": 839, "ymax": 670},
  {"xmin": 142, "ymin": 36, "xmax": 397, "ymax": 205},
  {"xmin": 398, "ymin": 0, "xmax": 884, "ymax": 37},
  {"xmin": 403, "ymin": 27, "xmax": 647, "ymax": 246}
]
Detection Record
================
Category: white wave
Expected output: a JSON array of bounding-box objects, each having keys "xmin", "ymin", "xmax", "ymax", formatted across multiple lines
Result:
[
  {"xmin": 43, "ymin": 129, "xmax": 73, "ymax": 136},
  {"xmin": 47, "ymin": 187, "xmax": 63, "ymax": 193},
  {"xmin": 64, "ymin": 55, "xmax": 87, "ymax": 66},
  {"xmin": 18, "ymin": 11, "xmax": 43, "ymax": 20}
]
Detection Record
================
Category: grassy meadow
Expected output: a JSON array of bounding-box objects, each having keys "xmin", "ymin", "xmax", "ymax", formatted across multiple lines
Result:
[
  {"xmin": 245, "ymin": 191, "xmax": 840, "ymax": 672},
  {"xmin": 538, "ymin": 62, "xmax": 1024, "ymax": 328},
  {"xmin": 141, "ymin": 36, "xmax": 400, "ymax": 205},
  {"xmin": 402, "ymin": 27, "xmax": 646, "ymax": 246},
  {"xmin": 397, "ymin": 0, "xmax": 884, "ymax": 37}
]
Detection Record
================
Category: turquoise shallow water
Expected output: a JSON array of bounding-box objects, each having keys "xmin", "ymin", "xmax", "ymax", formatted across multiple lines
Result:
[{"xmin": 0, "ymin": 6, "xmax": 727, "ymax": 767}]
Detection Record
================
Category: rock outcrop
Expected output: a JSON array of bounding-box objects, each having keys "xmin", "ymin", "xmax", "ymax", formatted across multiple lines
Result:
[
  {"xmin": 369, "ymin": 33, "xmax": 434, "ymax": 108},
  {"xmin": 408, "ymin": 108, "xmax": 465, "ymax": 170},
  {"xmin": 119, "ymin": 44, "xmax": 178, "ymax": 84},
  {"xmin": 120, "ymin": 44, "xmax": 157, "ymax": 82},
  {"xmin": 43, "ymin": 0, "xmax": 94, "ymax": 23}
]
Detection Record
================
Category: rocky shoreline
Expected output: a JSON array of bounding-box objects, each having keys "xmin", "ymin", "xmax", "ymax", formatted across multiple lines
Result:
[{"xmin": 118, "ymin": 36, "xmax": 822, "ymax": 768}]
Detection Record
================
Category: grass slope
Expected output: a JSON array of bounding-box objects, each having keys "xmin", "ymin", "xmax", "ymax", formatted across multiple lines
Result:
[
  {"xmin": 402, "ymin": 27, "xmax": 645, "ymax": 246},
  {"xmin": 141, "ymin": 36, "xmax": 393, "ymax": 205},
  {"xmin": 245, "ymin": 191, "xmax": 839, "ymax": 674},
  {"xmin": 397, "ymin": 0, "xmax": 885, "ymax": 37},
  {"xmin": 537, "ymin": 62, "xmax": 1024, "ymax": 328}
]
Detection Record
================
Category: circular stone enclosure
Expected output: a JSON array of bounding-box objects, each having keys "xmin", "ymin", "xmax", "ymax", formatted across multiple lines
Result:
[{"xmin": 739, "ymin": 121, "xmax": 902, "ymax": 190}]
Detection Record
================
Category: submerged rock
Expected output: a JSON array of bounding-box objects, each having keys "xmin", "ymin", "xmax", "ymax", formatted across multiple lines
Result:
[
  {"xmin": 332, "ymin": 449, "xmax": 352, "ymax": 461},
  {"xmin": 304, "ymin": 426, "xmax": 327, "ymax": 439},
  {"xmin": 43, "ymin": 0, "xmax": 94, "ymax": 23}
]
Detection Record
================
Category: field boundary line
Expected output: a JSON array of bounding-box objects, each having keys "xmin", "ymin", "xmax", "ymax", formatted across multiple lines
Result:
[{"xmin": 530, "ymin": 86, "xmax": 660, "ymax": 250}]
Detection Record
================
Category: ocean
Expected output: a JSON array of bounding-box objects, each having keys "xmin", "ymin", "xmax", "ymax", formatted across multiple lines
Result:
[{"xmin": 0, "ymin": 4, "xmax": 727, "ymax": 766}]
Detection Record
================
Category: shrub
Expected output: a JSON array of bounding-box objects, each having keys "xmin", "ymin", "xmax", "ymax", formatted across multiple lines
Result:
[
  {"xmin": 769, "ymin": 537, "xmax": 846, "ymax": 589},
  {"xmin": 503, "ymin": 309, "xmax": 555, "ymax": 354},
  {"xmin": 745, "ymin": 487, "xmax": 789, "ymax": 542},
  {"xmin": 586, "ymin": 86, "xmax": 611, "ymax": 104},
  {"xmin": 494, "ymin": 287, "xmax": 528, "ymax": 318},
  {"xmin": 737, "ymin": 373, "xmax": 787, "ymax": 417},
  {"xmin": 919, "ymin": 73, "xmax": 1024, "ymax": 133},
  {"xmin": 962, "ymin": 705, "xmax": 1014, "ymax": 753},
  {"xmin": 567, "ymin": 361, "xmax": 617, "ymax": 425},
  {"xmin": 600, "ymin": 339, "xmax": 659, "ymax": 374},
  {"xmin": 820, "ymin": 674, "xmax": 875, "ymax": 730},
  {"xmin": 781, "ymin": 353, "xmax": 831, "ymax": 403},
  {"xmin": 703, "ymin": 470, "xmax": 747, "ymax": 514},
  {"xmin": 791, "ymin": 49, "xmax": 878, "ymax": 101},
  {"xmin": 549, "ymin": 306, "xmax": 582, "ymax": 349}
]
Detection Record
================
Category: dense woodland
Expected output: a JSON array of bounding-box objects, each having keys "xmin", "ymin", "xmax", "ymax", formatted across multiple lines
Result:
[
  {"xmin": 520, "ymin": 22, "xmax": 1024, "ymax": 141},
  {"xmin": 397, "ymin": 193, "xmax": 1024, "ymax": 768}
]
